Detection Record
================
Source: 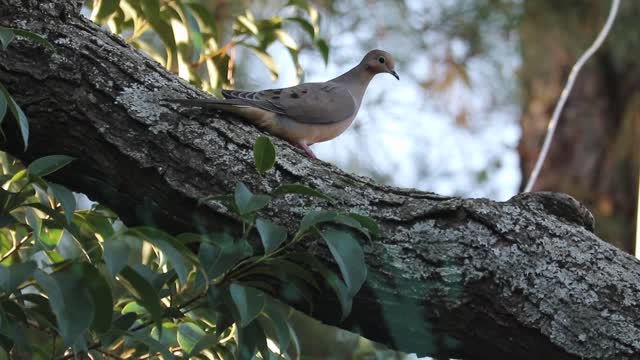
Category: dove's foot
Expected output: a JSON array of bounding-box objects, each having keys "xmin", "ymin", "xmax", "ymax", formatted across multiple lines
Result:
[{"xmin": 296, "ymin": 143, "xmax": 317, "ymax": 159}]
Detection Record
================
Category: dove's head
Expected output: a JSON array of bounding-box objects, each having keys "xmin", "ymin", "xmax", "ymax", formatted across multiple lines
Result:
[{"xmin": 362, "ymin": 50, "xmax": 399, "ymax": 80}]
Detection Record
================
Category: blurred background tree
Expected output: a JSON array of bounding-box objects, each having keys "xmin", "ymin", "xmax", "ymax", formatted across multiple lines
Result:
[{"xmin": 517, "ymin": 1, "xmax": 639, "ymax": 253}]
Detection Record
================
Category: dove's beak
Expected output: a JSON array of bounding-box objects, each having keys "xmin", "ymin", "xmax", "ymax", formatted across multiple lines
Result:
[{"xmin": 389, "ymin": 70, "xmax": 400, "ymax": 80}]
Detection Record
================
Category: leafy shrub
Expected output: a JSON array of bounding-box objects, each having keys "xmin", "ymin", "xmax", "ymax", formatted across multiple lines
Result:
[{"xmin": 0, "ymin": 133, "xmax": 374, "ymax": 358}]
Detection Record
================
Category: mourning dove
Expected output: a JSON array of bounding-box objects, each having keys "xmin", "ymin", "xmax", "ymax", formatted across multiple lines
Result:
[{"xmin": 167, "ymin": 49, "xmax": 399, "ymax": 159}]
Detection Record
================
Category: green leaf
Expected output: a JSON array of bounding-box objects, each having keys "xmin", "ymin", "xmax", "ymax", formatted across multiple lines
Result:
[
  {"xmin": 320, "ymin": 229, "xmax": 367, "ymax": 297},
  {"xmin": 123, "ymin": 227, "xmax": 195, "ymax": 285},
  {"xmin": 272, "ymin": 184, "xmax": 333, "ymax": 202},
  {"xmin": 24, "ymin": 206, "xmax": 42, "ymax": 244},
  {"xmin": 316, "ymin": 38, "xmax": 330, "ymax": 65},
  {"xmin": 198, "ymin": 242, "xmax": 222, "ymax": 279},
  {"xmin": 34, "ymin": 268, "xmax": 94, "ymax": 347},
  {"xmin": 39, "ymin": 227, "xmax": 63, "ymax": 249},
  {"xmin": 150, "ymin": 17, "xmax": 177, "ymax": 52},
  {"xmin": 140, "ymin": 0, "xmax": 160, "ymax": 18},
  {"xmin": 230, "ymin": 283, "xmax": 265, "ymax": 327},
  {"xmin": 236, "ymin": 15, "xmax": 259, "ymax": 35},
  {"xmin": 48, "ymin": 183, "xmax": 76, "ymax": 224},
  {"xmin": 206, "ymin": 285, "xmax": 227, "ymax": 311},
  {"xmin": 78, "ymin": 262, "xmax": 113, "ymax": 334},
  {"xmin": 91, "ymin": 0, "xmax": 121, "ymax": 23},
  {"xmin": 2, "ymin": 188, "xmax": 33, "ymax": 214},
  {"xmin": 0, "ymin": 28, "xmax": 15, "ymax": 49},
  {"xmin": 214, "ymin": 309, "xmax": 235, "ymax": 337},
  {"xmin": 118, "ymin": 266, "xmax": 163, "ymax": 325},
  {"xmin": 120, "ymin": 331, "xmax": 176, "ymax": 360},
  {"xmin": 0, "ymin": 83, "xmax": 28, "ymax": 150},
  {"xmin": 186, "ymin": 3, "xmax": 219, "ymax": 38},
  {"xmin": 23, "ymin": 202, "xmax": 103, "ymax": 262},
  {"xmin": 177, "ymin": 322, "xmax": 205, "ymax": 356},
  {"xmin": 253, "ymin": 136, "xmax": 276, "ymax": 174},
  {"xmin": 11, "ymin": 29, "xmax": 55, "ymax": 51},
  {"xmin": 152, "ymin": 269, "xmax": 177, "ymax": 292},
  {"xmin": 267, "ymin": 258, "xmax": 320, "ymax": 291},
  {"xmin": 199, "ymin": 237, "xmax": 252, "ymax": 280},
  {"xmin": 298, "ymin": 210, "xmax": 339, "ymax": 233},
  {"xmin": 122, "ymin": 301, "xmax": 147, "ymax": 315},
  {"xmin": 150, "ymin": 322, "xmax": 179, "ymax": 348},
  {"xmin": 294, "ymin": 253, "xmax": 352, "ymax": 320},
  {"xmin": 346, "ymin": 213, "xmax": 379, "ymax": 237},
  {"xmin": 112, "ymin": 312, "xmax": 137, "ymax": 331},
  {"xmin": 7, "ymin": 169, "xmax": 26, "ymax": 187},
  {"xmin": 188, "ymin": 333, "xmax": 218, "ymax": 358},
  {"xmin": 234, "ymin": 182, "xmax": 271, "ymax": 215},
  {"xmin": 285, "ymin": 17, "xmax": 316, "ymax": 39},
  {"xmin": 198, "ymin": 193, "xmax": 233, "ymax": 207},
  {"xmin": 286, "ymin": 0, "xmax": 314, "ymax": 14},
  {"xmin": 237, "ymin": 321, "xmax": 264, "ymax": 360},
  {"xmin": 0, "ymin": 300, "xmax": 30, "ymax": 349},
  {"xmin": 274, "ymin": 29, "xmax": 298, "ymax": 50},
  {"xmin": 15, "ymin": 293, "xmax": 56, "ymax": 328},
  {"xmin": 103, "ymin": 238, "xmax": 131, "ymax": 277},
  {"xmin": 248, "ymin": 46, "xmax": 279, "ymax": 80},
  {"xmin": 255, "ymin": 218, "xmax": 287, "ymax": 254},
  {"xmin": 297, "ymin": 210, "xmax": 372, "ymax": 240},
  {"xmin": 333, "ymin": 214, "xmax": 371, "ymax": 240},
  {"xmin": 74, "ymin": 210, "xmax": 115, "ymax": 238},
  {"xmin": 0, "ymin": 91, "xmax": 6, "ymax": 122},
  {"xmin": 0, "ymin": 261, "xmax": 36, "ymax": 292},
  {"xmin": 27, "ymin": 155, "xmax": 75, "ymax": 177},
  {"xmin": 0, "ymin": 214, "xmax": 17, "ymax": 228},
  {"xmin": 260, "ymin": 301, "xmax": 291, "ymax": 352}
]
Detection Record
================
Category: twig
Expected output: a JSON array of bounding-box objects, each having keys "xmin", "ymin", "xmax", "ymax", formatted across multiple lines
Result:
[
  {"xmin": 95, "ymin": 348, "xmax": 125, "ymax": 360},
  {"xmin": 137, "ymin": 346, "xmax": 182, "ymax": 360},
  {"xmin": 523, "ymin": 0, "xmax": 621, "ymax": 192},
  {"xmin": 0, "ymin": 235, "xmax": 31, "ymax": 263}
]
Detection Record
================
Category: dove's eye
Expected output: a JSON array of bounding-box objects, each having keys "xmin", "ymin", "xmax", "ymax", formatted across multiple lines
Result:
[{"xmin": 378, "ymin": 56, "xmax": 385, "ymax": 64}]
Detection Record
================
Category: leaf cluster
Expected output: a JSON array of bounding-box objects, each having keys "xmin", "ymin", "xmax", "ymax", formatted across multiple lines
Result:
[
  {"xmin": 0, "ymin": 135, "xmax": 376, "ymax": 359},
  {"xmin": 86, "ymin": 0, "xmax": 330, "ymax": 91},
  {"xmin": 0, "ymin": 26, "xmax": 54, "ymax": 151}
]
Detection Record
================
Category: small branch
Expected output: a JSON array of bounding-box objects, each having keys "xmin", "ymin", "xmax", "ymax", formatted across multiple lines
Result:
[
  {"xmin": 523, "ymin": 0, "xmax": 621, "ymax": 192},
  {"xmin": 0, "ymin": 234, "xmax": 30, "ymax": 263},
  {"xmin": 56, "ymin": 342, "xmax": 102, "ymax": 360},
  {"xmin": 137, "ymin": 346, "xmax": 182, "ymax": 360},
  {"xmin": 95, "ymin": 348, "xmax": 125, "ymax": 360}
]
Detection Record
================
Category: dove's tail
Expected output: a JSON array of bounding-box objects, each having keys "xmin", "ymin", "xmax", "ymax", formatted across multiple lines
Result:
[
  {"xmin": 163, "ymin": 98, "xmax": 279, "ymax": 131},
  {"xmin": 163, "ymin": 98, "xmax": 249, "ymax": 108}
]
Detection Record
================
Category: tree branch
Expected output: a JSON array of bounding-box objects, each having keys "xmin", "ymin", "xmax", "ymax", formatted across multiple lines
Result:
[{"xmin": 1, "ymin": 1, "xmax": 639, "ymax": 359}]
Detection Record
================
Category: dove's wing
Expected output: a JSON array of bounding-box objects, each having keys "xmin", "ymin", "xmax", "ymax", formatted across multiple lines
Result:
[{"xmin": 221, "ymin": 81, "xmax": 356, "ymax": 124}]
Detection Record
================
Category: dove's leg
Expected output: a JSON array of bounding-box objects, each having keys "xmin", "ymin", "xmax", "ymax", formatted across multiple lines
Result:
[{"xmin": 296, "ymin": 143, "xmax": 317, "ymax": 159}]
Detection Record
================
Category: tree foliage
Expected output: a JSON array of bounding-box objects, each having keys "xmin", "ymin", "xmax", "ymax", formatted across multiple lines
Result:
[{"xmin": 86, "ymin": 0, "xmax": 329, "ymax": 91}]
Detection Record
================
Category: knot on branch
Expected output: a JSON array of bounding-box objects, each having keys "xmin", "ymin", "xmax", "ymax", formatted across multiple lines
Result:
[
  {"xmin": 509, "ymin": 191, "xmax": 595, "ymax": 232},
  {"xmin": 1, "ymin": 0, "xmax": 80, "ymax": 20}
]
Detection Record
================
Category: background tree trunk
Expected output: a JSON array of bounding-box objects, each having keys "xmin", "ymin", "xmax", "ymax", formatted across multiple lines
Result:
[
  {"xmin": 518, "ymin": 1, "xmax": 640, "ymax": 253},
  {"xmin": 1, "ymin": 1, "xmax": 640, "ymax": 359}
]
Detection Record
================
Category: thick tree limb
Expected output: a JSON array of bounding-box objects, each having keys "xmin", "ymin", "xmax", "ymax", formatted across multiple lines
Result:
[{"xmin": 1, "ymin": 1, "xmax": 639, "ymax": 359}]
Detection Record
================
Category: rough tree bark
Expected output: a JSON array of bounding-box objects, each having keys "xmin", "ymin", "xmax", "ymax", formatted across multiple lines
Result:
[{"xmin": 1, "ymin": 1, "xmax": 640, "ymax": 359}]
